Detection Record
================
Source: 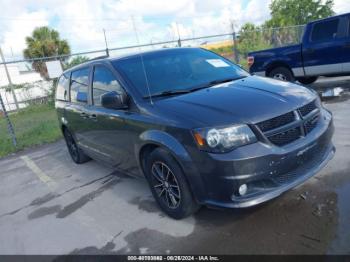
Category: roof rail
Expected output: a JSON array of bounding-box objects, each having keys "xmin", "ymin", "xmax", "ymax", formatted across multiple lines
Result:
[{"xmin": 89, "ymin": 55, "xmax": 109, "ymax": 61}]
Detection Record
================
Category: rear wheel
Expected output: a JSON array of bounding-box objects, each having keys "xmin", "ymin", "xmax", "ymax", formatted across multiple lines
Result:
[
  {"xmin": 144, "ymin": 148, "xmax": 200, "ymax": 219},
  {"xmin": 63, "ymin": 129, "xmax": 90, "ymax": 164},
  {"xmin": 268, "ymin": 67, "xmax": 295, "ymax": 82},
  {"xmin": 297, "ymin": 76, "xmax": 318, "ymax": 85}
]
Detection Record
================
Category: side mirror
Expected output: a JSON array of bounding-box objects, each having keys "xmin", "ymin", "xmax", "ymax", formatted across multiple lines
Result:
[{"xmin": 101, "ymin": 91, "xmax": 128, "ymax": 110}]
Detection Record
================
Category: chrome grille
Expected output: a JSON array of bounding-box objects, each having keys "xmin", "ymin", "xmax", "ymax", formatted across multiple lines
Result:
[{"xmin": 256, "ymin": 100, "xmax": 319, "ymax": 147}]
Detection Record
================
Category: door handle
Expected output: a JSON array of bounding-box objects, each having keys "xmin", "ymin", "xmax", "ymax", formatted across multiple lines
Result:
[
  {"xmin": 80, "ymin": 112, "xmax": 88, "ymax": 118},
  {"xmin": 88, "ymin": 114, "xmax": 97, "ymax": 121}
]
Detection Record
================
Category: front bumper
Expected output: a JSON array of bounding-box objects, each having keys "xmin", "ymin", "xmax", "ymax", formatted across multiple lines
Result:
[
  {"xmin": 220, "ymin": 143, "xmax": 334, "ymax": 208},
  {"xmin": 189, "ymin": 108, "xmax": 335, "ymax": 208}
]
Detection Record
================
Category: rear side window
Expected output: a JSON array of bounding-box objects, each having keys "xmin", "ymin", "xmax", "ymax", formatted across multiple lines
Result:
[
  {"xmin": 70, "ymin": 67, "xmax": 89, "ymax": 103},
  {"xmin": 56, "ymin": 73, "xmax": 70, "ymax": 101},
  {"xmin": 311, "ymin": 19, "xmax": 339, "ymax": 42},
  {"xmin": 92, "ymin": 66, "xmax": 124, "ymax": 106}
]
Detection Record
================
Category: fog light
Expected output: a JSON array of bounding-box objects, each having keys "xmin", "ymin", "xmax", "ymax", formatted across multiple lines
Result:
[{"xmin": 238, "ymin": 184, "xmax": 248, "ymax": 196}]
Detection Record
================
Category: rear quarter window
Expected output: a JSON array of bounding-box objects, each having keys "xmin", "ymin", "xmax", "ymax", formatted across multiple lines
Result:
[
  {"xmin": 70, "ymin": 67, "xmax": 90, "ymax": 103},
  {"xmin": 311, "ymin": 19, "xmax": 339, "ymax": 42},
  {"xmin": 56, "ymin": 73, "xmax": 70, "ymax": 101}
]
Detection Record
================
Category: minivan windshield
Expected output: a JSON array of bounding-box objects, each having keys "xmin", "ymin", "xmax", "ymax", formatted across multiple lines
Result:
[{"xmin": 112, "ymin": 48, "xmax": 249, "ymax": 98}]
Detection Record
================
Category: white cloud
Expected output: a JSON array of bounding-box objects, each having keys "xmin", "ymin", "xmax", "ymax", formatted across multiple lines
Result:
[
  {"xmin": 107, "ymin": 0, "xmax": 193, "ymax": 16},
  {"xmin": 165, "ymin": 0, "xmax": 271, "ymax": 41},
  {"xmin": 0, "ymin": 10, "xmax": 49, "ymax": 59},
  {"xmin": 10, "ymin": 0, "xmax": 350, "ymax": 59},
  {"xmin": 243, "ymin": 0, "xmax": 271, "ymax": 25},
  {"xmin": 333, "ymin": 0, "xmax": 350, "ymax": 14}
]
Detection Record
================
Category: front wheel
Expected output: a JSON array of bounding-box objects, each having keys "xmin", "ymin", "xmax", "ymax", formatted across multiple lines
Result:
[
  {"xmin": 268, "ymin": 67, "xmax": 295, "ymax": 82},
  {"xmin": 297, "ymin": 76, "xmax": 318, "ymax": 85},
  {"xmin": 144, "ymin": 148, "xmax": 200, "ymax": 219}
]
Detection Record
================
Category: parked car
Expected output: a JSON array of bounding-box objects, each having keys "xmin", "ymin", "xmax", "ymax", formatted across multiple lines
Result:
[
  {"xmin": 55, "ymin": 48, "xmax": 335, "ymax": 219},
  {"xmin": 248, "ymin": 13, "xmax": 350, "ymax": 84}
]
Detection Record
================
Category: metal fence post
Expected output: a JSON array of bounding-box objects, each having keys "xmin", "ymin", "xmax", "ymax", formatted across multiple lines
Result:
[
  {"xmin": 178, "ymin": 38, "xmax": 182, "ymax": 47},
  {"xmin": 232, "ymin": 32, "xmax": 239, "ymax": 64},
  {"xmin": 0, "ymin": 47, "xmax": 19, "ymax": 111},
  {"xmin": 0, "ymin": 92, "xmax": 17, "ymax": 147},
  {"xmin": 176, "ymin": 22, "xmax": 182, "ymax": 47}
]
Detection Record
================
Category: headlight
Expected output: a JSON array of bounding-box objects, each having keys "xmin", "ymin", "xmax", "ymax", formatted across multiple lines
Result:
[{"xmin": 193, "ymin": 124, "xmax": 257, "ymax": 153}]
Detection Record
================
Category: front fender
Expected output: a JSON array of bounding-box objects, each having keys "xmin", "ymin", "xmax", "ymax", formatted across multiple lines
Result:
[
  {"xmin": 136, "ymin": 129, "xmax": 207, "ymax": 204},
  {"xmin": 138, "ymin": 130, "xmax": 191, "ymax": 163}
]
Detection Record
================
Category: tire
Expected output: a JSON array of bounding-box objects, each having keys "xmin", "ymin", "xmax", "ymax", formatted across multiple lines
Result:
[
  {"xmin": 297, "ymin": 77, "xmax": 318, "ymax": 85},
  {"xmin": 268, "ymin": 67, "xmax": 295, "ymax": 82},
  {"xmin": 63, "ymin": 129, "xmax": 90, "ymax": 164},
  {"xmin": 144, "ymin": 148, "xmax": 200, "ymax": 219}
]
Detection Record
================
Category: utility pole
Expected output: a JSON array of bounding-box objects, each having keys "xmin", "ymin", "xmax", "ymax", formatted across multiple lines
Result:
[
  {"xmin": 175, "ymin": 22, "xmax": 182, "ymax": 47},
  {"xmin": 103, "ymin": 29, "xmax": 109, "ymax": 57},
  {"xmin": 0, "ymin": 46, "xmax": 19, "ymax": 110}
]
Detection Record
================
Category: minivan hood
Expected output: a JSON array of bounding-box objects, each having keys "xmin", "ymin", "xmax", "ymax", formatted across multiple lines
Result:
[{"xmin": 155, "ymin": 75, "xmax": 316, "ymax": 127}]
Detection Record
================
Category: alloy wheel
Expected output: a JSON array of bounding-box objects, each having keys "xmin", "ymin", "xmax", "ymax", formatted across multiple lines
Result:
[{"xmin": 151, "ymin": 161, "xmax": 181, "ymax": 209}]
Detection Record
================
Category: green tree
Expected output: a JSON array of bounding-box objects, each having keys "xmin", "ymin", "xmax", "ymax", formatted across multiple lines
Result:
[
  {"xmin": 23, "ymin": 26, "xmax": 70, "ymax": 79},
  {"xmin": 265, "ymin": 0, "xmax": 335, "ymax": 27},
  {"xmin": 237, "ymin": 23, "xmax": 272, "ymax": 57},
  {"xmin": 64, "ymin": 56, "xmax": 89, "ymax": 69}
]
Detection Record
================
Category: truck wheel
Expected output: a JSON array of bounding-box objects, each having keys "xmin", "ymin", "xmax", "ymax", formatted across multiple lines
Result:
[
  {"xmin": 144, "ymin": 148, "xmax": 200, "ymax": 219},
  {"xmin": 268, "ymin": 67, "xmax": 295, "ymax": 82},
  {"xmin": 297, "ymin": 77, "xmax": 318, "ymax": 85}
]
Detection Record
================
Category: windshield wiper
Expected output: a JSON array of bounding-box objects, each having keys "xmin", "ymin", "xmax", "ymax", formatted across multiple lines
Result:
[
  {"xmin": 186, "ymin": 76, "xmax": 246, "ymax": 92},
  {"xmin": 143, "ymin": 76, "xmax": 247, "ymax": 99},
  {"xmin": 144, "ymin": 89, "xmax": 191, "ymax": 98},
  {"xmin": 207, "ymin": 76, "xmax": 246, "ymax": 86}
]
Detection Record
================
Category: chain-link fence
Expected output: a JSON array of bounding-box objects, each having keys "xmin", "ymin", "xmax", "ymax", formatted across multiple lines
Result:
[{"xmin": 0, "ymin": 24, "xmax": 305, "ymax": 156}]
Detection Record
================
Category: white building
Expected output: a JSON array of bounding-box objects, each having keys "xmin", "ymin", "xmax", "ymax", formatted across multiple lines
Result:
[
  {"xmin": 0, "ymin": 63, "xmax": 43, "ymax": 86},
  {"xmin": 0, "ymin": 64, "xmax": 50, "ymax": 111}
]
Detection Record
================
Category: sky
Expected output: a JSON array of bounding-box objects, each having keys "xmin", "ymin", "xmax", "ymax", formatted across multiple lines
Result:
[{"xmin": 0, "ymin": 0, "xmax": 349, "ymax": 59}]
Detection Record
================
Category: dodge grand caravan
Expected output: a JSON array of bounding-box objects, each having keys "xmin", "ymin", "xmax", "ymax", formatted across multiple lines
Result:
[{"xmin": 55, "ymin": 48, "xmax": 335, "ymax": 219}]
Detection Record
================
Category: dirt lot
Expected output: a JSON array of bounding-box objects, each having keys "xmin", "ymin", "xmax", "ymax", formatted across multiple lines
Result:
[{"xmin": 0, "ymin": 77, "xmax": 349, "ymax": 255}]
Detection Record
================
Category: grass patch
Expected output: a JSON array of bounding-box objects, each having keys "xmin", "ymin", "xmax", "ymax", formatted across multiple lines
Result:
[{"xmin": 0, "ymin": 104, "xmax": 62, "ymax": 158}]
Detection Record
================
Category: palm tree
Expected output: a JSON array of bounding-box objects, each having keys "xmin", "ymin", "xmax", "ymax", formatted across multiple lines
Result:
[
  {"xmin": 64, "ymin": 55, "xmax": 89, "ymax": 70},
  {"xmin": 23, "ymin": 26, "xmax": 71, "ymax": 79}
]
